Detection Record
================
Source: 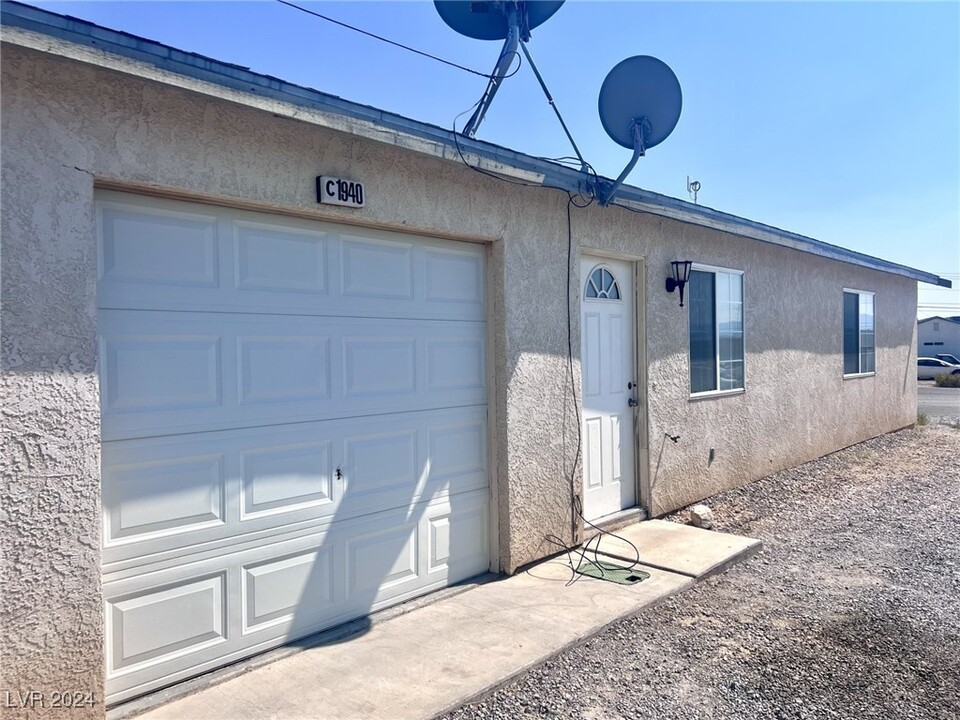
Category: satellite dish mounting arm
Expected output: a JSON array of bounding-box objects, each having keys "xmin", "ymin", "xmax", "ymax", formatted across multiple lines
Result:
[
  {"xmin": 518, "ymin": 40, "xmax": 589, "ymax": 172},
  {"xmin": 462, "ymin": 5, "xmax": 520, "ymax": 138},
  {"xmin": 598, "ymin": 118, "xmax": 649, "ymax": 206}
]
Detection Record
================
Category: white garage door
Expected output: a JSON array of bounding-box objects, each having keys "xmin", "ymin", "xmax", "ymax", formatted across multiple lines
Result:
[{"xmin": 97, "ymin": 191, "xmax": 490, "ymax": 704}]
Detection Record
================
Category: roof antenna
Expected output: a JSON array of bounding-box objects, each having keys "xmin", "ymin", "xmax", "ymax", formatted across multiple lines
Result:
[
  {"xmin": 435, "ymin": 1, "xmax": 565, "ymax": 139},
  {"xmin": 595, "ymin": 56, "xmax": 683, "ymax": 206},
  {"xmin": 687, "ymin": 176, "xmax": 701, "ymax": 204}
]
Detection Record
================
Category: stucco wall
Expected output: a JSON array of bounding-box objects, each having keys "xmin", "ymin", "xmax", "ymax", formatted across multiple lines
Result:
[
  {"xmin": 636, "ymin": 219, "xmax": 918, "ymax": 515},
  {"xmin": 1, "ymin": 41, "xmax": 918, "ymax": 715},
  {"xmin": 529, "ymin": 199, "xmax": 917, "ymax": 516},
  {"xmin": 1, "ymin": 49, "xmax": 104, "ymax": 718}
]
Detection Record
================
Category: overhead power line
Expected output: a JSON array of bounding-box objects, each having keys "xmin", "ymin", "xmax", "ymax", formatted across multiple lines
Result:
[{"xmin": 274, "ymin": 0, "xmax": 510, "ymax": 79}]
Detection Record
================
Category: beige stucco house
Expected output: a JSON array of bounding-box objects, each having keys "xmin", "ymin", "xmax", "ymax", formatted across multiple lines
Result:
[{"xmin": 1, "ymin": 3, "xmax": 952, "ymax": 717}]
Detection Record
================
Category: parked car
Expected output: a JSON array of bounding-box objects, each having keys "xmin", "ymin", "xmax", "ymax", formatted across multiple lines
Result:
[
  {"xmin": 935, "ymin": 353, "xmax": 960, "ymax": 366},
  {"xmin": 917, "ymin": 357, "xmax": 960, "ymax": 380}
]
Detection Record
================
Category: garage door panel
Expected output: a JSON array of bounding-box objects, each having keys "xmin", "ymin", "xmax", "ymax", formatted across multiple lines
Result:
[
  {"xmin": 241, "ymin": 546, "xmax": 335, "ymax": 633},
  {"xmin": 424, "ymin": 247, "xmax": 484, "ymax": 304},
  {"xmin": 344, "ymin": 429, "xmax": 417, "ymax": 497},
  {"xmin": 97, "ymin": 193, "xmax": 484, "ymax": 322},
  {"xmin": 234, "ymin": 220, "xmax": 329, "ymax": 295},
  {"xmin": 240, "ymin": 440, "xmax": 333, "ymax": 518},
  {"xmin": 101, "ymin": 334, "xmax": 222, "ymax": 414},
  {"xmin": 107, "ymin": 572, "xmax": 227, "ymax": 675},
  {"xmin": 100, "ymin": 311, "xmax": 485, "ymax": 441},
  {"xmin": 341, "ymin": 235, "xmax": 414, "ymax": 300},
  {"xmin": 237, "ymin": 335, "xmax": 331, "ymax": 405},
  {"xmin": 427, "ymin": 504, "xmax": 487, "ymax": 573},
  {"xmin": 346, "ymin": 523, "xmax": 418, "ymax": 594},
  {"xmin": 343, "ymin": 337, "xmax": 416, "ymax": 397},
  {"xmin": 98, "ymin": 193, "xmax": 490, "ymax": 705},
  {"xmin": 428, "ymin": 422, "xmax": 486, "ymax": 481},
  {"xmin": 104, "ymin": 453, "xmax": 226, "ymax": 541},
  {"xmin": 103, "ymin": 490, "xmax": 488, "ymax": 704},
  {"xmin": 99, "ymin": 203, "xmax": 220, "ymax": 289},
  {"xmin": 426, "ymin": 337, "xmax": 486, "ymax": 391},
  {"xmin": 102, "ymin": 406, "xmax": 487, "ymax": 568},
  {"xmin": 423, "ymin": 496, "xmax": 489, "ymax": 578}
]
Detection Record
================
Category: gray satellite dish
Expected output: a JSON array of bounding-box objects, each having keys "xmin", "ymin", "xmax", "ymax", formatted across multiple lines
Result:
[
  {"xmin": 435, "ymin": 1, "xmax": 565, "ymax": 137},
  {"xmin": 596, "ymin": 55, "xmax": 682, "ymax": 205},
  {"xmin": 435, "ymin": 0, "xmax": 564, "ymax": 41}
]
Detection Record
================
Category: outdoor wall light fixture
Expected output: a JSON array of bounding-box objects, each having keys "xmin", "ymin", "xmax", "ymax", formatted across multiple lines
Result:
[{"xmin": 666, "ymin": 260, "xmax": 693, "ymax": 307}]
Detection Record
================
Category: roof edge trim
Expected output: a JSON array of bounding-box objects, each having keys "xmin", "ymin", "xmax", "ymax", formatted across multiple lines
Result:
[{"xmin": 0, "ymin": 0, "xmax": 952, "ymax": 289}]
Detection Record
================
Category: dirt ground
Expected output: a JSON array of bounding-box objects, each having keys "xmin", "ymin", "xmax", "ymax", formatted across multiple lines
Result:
[{"xmin": 443, "ymin": 426, "xmax": 960, "ymax": 720}]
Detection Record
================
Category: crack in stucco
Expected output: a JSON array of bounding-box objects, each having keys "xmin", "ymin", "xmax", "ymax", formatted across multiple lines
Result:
[{"xmin": 63, "ymin": 163, "xmax": 93, "ymax": 177}]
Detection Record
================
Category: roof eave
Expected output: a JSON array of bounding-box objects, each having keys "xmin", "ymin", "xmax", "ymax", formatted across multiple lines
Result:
[{"xmin": 0, "ymin": 0, "xmax": 952, "ymax": 290}]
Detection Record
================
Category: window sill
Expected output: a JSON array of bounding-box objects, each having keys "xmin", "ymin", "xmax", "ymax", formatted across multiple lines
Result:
[
  {"xmin": 843, "ymin": 372, "xmax": 876, "ymax": 380},
  {"xmin": 689, "ymin": 388, "xmax": 745, "ymax": 401}
]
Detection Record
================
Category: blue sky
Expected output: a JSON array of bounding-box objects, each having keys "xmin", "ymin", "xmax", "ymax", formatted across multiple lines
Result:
[{"xmin": 30, "ymin": 1, "xmax": 960, "ymax": 316}]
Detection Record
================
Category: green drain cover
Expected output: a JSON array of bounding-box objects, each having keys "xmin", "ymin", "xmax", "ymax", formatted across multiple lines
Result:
[{"xmin": 575, "ymin": 559, "xmax": 650, "ymax": 585}]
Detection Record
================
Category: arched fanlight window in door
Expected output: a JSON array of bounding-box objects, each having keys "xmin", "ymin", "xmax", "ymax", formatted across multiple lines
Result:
[{"xmin": 585, "ymin": 266, "xmax": 621, "ymax": 300}]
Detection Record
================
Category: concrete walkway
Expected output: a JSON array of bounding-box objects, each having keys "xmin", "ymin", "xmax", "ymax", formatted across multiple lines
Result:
[
  {"xmin": 591, "ymin": 519, "xmax": 763, "ymax": 579},
  {"xmin": 128, "ymin": 522, "xmax": 759, "ymax": 720}
]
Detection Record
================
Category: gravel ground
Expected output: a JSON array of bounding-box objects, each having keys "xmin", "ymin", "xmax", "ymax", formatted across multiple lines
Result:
[{"xmin": 442, "ymin": 426, "xmax": 960, "ymax": 720}]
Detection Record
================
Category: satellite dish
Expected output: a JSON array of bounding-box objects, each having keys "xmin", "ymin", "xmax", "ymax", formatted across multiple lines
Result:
[
  {"xmin": 596, "ymin": 55, "xmax": 683, "ymax": 205},
  {"xmin": 599, "ymin": 56, "xmax": 682, "ymax": 150},
  {"xmin": 435, "ymin": 0, "xmax": 564, "ymax": 41},
  {"xmin": 435, "ymin": 1, "xmax": 565, "ymax": 137}
]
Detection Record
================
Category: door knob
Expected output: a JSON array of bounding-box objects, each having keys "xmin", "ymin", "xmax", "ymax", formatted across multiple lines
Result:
[{"xmin": 628, "ymin": 396, "xmax": 638, "ymax": 407}]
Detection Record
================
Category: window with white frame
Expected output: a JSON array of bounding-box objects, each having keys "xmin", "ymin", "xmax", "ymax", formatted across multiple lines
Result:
[
  {"xmin": 585, "ymin": 266, "xmax": 621, "ymax": 300},
  {"xmin": 843, "ymin": 290, "xmax": 875, "ymax": 375},
  {"xmin": 689, "ymin": 266, "xmax": 744, "ymax": 394}
]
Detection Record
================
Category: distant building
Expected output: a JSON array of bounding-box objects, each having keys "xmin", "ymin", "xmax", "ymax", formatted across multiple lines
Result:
[{"xmin": 918, "ymin": 316, "xmax": 960, "ymax": 360}]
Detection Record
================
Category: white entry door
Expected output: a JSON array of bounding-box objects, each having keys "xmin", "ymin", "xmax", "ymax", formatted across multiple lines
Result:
[{"xmin": 580, "ymin": 256, "xmax": 636, "ymax": 521}]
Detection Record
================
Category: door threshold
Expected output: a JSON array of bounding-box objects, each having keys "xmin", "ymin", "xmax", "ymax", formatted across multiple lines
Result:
[{"xmin": 584, "ymin": 506, "xmax": 648, "ymax": 540}]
